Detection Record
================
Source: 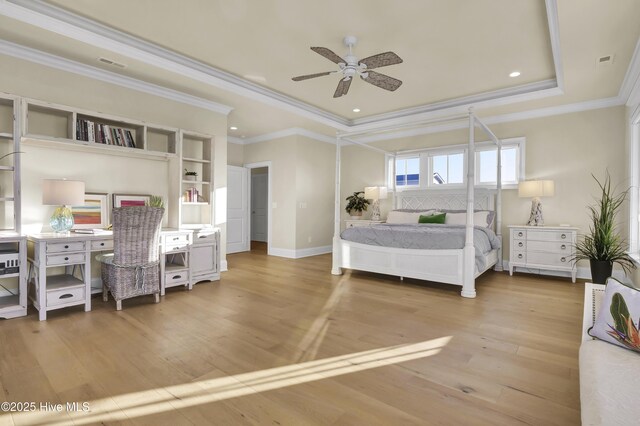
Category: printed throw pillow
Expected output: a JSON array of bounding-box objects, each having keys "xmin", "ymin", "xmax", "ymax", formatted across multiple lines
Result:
[
  {"xmin": 419, "ymin": 213, "xmax": 446, "ymax": 224},
  {"xmin": 590, "ymin": 277, "xmax": 640, "ymax": 353}
]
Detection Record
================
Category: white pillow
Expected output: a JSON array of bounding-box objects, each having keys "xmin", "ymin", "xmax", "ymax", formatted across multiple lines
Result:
[
  {"xmin": 444, "ymin": 211, "xmax": 492, "ymax": 227},
  {"xmin": 386, "ymin": 210, "xmax": 434, "ymax": 224}
]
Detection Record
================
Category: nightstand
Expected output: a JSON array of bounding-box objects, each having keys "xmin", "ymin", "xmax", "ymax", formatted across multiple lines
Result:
[
  {"xmin": 345, "ymin": 220, "xmax": 384, "ymax": 229},
  {"xmin": 508, "ymin": 225, "xmax": 578, "ymax": 282}
]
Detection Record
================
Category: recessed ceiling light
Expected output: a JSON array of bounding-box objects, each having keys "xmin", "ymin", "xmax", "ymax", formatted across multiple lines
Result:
[
  {"xmin": 229, "ymin": 126, "xmax": 238, "ymax": 130},
  {"xmin": 352, "ymin": 108, "xmax": 361, "ymax": 113},
  {"xmin": 509, "ymin": 71, "xmax": 521, "ymax": 78}
]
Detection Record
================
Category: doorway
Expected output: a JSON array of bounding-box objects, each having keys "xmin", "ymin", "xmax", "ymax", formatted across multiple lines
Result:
[{"xmin": 245, "ymin": 161, "xmax": 272, "ymax": 255}]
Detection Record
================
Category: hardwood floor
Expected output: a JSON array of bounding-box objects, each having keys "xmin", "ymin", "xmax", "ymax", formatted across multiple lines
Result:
[{"xmin": 0, "ymin": 252, "xmax": 583, "ymax": 425}]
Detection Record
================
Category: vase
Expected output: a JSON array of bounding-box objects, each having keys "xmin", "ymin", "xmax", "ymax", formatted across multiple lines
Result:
[
  {"xmin": 349, "ymin": 210, "xmax": 363, "ymax": 220},
  {"xmin": 590, "ymin": 259, "xmax": 613, "ymax": 284}
]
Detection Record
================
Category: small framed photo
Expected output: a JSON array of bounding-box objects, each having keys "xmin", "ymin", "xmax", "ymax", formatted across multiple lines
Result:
[
  {"xmin": 71, "ymin": 193, "xmax": 109, "ymax": 229},
  {"xmin": 112, "ymin": 193, "xmax": 150, "ymax": 208}
]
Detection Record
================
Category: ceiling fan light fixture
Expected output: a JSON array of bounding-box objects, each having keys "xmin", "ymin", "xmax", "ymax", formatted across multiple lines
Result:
[{"xmin": 509, "ymin": 71, "xmax": 521, "ymax": 78}]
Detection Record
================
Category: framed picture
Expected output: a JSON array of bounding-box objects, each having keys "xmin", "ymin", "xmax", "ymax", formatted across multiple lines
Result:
[
  {"xmin": 112, "ymin": 193, "xmax": 150, "ymax": 208},
  {"xmin": 71, "ymin": 193, "xmax": 109, "ymax": 229}
]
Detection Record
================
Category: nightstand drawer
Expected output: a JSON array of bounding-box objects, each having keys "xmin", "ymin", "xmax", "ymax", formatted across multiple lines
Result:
[
  {"xmin": 527, "ymin": 252, "xmax": 571, "ymax": 267},
  {"xmin": 512, "ymin": 251, "xmax": 526, "ymax": 262},
  {"xmin": 512, "ymin": 229, "xmax": 526, "ymax": 239},
  {"xmin": 47, "ymin": 286, "xmax": 85, "ymax": 307},
  {"xmin": 165, "ymin": 270, "xmax": 189, "ymax": 286},
  {"xmin": 47, "ymin": 241, "xmax": 85, "ymax": 253},
  {"xmin": 527, "ymin": 240, "xmax": 572, "ymax": 253},
  {"xmin": 527, "ymin": 230, "xmax": 573, "ymax": 242},
  {"xmin": 514, "ymin": 240, "xmax": 526, "ymax": 250},
  {"xmin": 47, "ymin": 253, "xmax": 86, "ymax": 266}
]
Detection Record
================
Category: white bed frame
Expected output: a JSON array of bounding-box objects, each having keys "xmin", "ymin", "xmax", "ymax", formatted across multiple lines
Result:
[{"xmin": 331, "ymin": 109, "xmax": 503, "ymax": 298}]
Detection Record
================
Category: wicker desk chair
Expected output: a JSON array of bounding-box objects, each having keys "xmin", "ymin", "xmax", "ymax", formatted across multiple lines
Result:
[{"xmin": 96, "ymin": 206, "xmax": 164, "ymax": 310}]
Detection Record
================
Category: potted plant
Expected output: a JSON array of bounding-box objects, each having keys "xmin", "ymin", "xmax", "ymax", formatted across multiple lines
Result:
[
  {"xmin": 184, "ymin": 169, "xmax": 198, "ymax": 181},
  {"xmin": 573, "ymin": 173, "xmax": 635, "ymax": 284},
  {"xmin": 345, "ymin": 191, "xmax": 370, "ymax": 219}
]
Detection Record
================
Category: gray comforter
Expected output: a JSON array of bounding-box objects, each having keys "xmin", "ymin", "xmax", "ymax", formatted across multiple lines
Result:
[{"xmin": 341, "ymin": 224, "xmax": 501, "ymax": 271}]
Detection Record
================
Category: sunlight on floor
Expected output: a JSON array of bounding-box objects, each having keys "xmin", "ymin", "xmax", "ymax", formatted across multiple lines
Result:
[{"xmin": 5, "ymin": 337, "xmax": 451, "ymax": 425}]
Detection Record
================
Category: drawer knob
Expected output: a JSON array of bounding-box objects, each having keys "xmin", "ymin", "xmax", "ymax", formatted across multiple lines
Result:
[
  {"xmin": 199, "ymin": 235, "xmax": 207, "ymax": 239},
  {"xmin": 518, "ymin": 242, "xmax": 523, "ymax": 248},
  {"xmin": 517, "ymin": 232, "xmax": 523, "ymax": 237},
  {"xmin": 64, "ymin": 257, "xmax": 69, "ymax": 261},
  {"xmin": 518, "ymin": 254, "xmax": 523, "ymax": 259},
  {"xmin": 561, "ymin": 234, "xmax": 567, "ymax": 239},
  {"xmin": 561, "ymin": 257, "xmax": 566, "ymax": 262},
  {"xmin": 561, "ymin": 244, "xmax": 566, "ymax": 250},
  {"xmin": 59, "ymin": 293, "xmax": 73, "ymax": 299},
  {"xmin": 64, "ymin": 245, "xmax": 69, "ymax": 249},
  {"xmin": 100, "ymin": 242, "xmax": 105, "ymax": 246},
  {"xmin": 173, "ymin": 237, "xmax": 179, "ymax": 241},
  {"xmin": 172, "ymin": 275, "xmax": 182, "ymax": 279}
]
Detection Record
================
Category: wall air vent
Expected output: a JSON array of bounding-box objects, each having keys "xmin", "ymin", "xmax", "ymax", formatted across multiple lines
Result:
[
  {"xmin": 97, "ymin": 57, "xmax": 127, "ymax": 68},
  {"xmin": 596, "ymin": 54, "xmax": 615, "ymax": 68}
]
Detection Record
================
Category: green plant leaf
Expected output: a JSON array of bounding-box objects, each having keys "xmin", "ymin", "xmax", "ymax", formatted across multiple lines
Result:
[{"xmin": 610, "ymin": 292, "xmax": 630, "ymax": 336}]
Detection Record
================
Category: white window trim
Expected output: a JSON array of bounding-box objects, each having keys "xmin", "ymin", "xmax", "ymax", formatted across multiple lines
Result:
[
  {"xmin": 388, "ymin": 137, "xmax": 526, "ymax": 192},
  {"xmin": 628, "ymin": 105, "xmax": 640, "ymax": 261}
]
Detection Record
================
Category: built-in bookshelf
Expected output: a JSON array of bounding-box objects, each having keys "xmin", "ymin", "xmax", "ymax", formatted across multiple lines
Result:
[
  {"xmin": 22, "ymin": 99, "xmax": 177, "ymax": 158},
  {"xmin": 179, "ymin": 131, "xmax": 214, "ymax": 228}
]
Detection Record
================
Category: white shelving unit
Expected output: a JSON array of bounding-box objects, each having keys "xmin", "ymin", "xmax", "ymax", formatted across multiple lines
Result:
[
  {"xmin": 0, "ymin": 94, "xmax": 27, "ymax": 319},
  {"xmin": 177, "ymin": 130, "xmax": 214, "ymax": 229}
]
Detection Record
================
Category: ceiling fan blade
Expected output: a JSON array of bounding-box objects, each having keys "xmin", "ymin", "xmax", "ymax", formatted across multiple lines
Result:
[
  {"xmin": 292, "ymin": 71, "xmax": 334, "ymax": 81},
  {"xmin": 359, "ymin": 51, "xmax": 403, "ymax": 69},
  {"xmin": 333, "ymin": 78, "xmax": 352, "ymax": 98},
  {"xmin": 361, "ymin": 70, "xmax": 402, "ymax": 91},
  {"xmin": 311, "ymin": 46, "xmax": 346, "ymax": 64}
]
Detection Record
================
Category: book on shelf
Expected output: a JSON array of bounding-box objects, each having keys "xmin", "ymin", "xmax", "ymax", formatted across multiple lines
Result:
[
  {"xmin": 75, "ymin": 118, "xmax": 136, "ymax": 147},
  {"xmin": 183, "ymin": 187, "xmax": 201, "ymax": 203}
]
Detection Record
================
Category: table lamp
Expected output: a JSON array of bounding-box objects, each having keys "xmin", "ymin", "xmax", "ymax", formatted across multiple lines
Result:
[
  {"xmin": 364, "ymin": 186, "xmax": 388, "ymax": 221},
  {"xmin": 518, "ymin": 180, "xmax": 555, "ymax": 226},
  {"xmin": 42, "ymin": 179, "xmax": 85, "ymax": 233}
]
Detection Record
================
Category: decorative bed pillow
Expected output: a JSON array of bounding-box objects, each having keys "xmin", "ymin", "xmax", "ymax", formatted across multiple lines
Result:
[
  {"xmin": 419, "ymin": 213, "xmax": 446, "ymax": 224},
  {"xmin": 443, "ymin": 211, "xmax": 494, "ymax": 228},
  {"xmin": 386, "ymin": 210, "xmax": 434, "ymax": 224},
  {"xmin": 589, "ymin": 277, "xmax": 640, "ymax": 353}
]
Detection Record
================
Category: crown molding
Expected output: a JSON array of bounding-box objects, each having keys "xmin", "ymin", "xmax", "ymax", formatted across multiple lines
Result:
[
  {"xmin": 0, "ymin": 39, "xmax": 233, "ymax": 115},
  {"xmin": 229, "ymin": 127, "xmax": 335, "ymax": 145},
  {"xmin": 241, "ymin": 96, "xmax": 624, "ymax": 146},
  {"xmin": 620, "ymin": 35, "xmax": 640, "ymax": 106},
  {"xmin": 1, "ymin": 0, "xmax": 566, "ymax": 131}
]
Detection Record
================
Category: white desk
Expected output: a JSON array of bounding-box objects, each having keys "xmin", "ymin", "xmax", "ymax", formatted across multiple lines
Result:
[{"xmin": 27, "ymin": 228, "xmax": 196, "ymax": 320}]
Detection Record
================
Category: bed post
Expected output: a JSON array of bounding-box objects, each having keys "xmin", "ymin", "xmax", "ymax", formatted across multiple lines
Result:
[
  {"xmin": 462, "ymin": 109, "xmax": 476, "ymax": 298},
  {"xmin": 392, "ymin": 153, "xmax": 398, "ymax": 208},
  {"xmin": 495, "ymin": 137, "xmax": 504, "ymax": 271},
  {"xmin": 332, "ymin": 134, "xmax": 343, "ymax": 275}
]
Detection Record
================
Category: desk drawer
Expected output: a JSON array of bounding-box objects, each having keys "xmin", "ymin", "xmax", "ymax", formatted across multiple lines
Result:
[
  {"xmin": 47, "ymin": 286, "xmax": 85, "ymax": 307},
  {"xmin": 91, "ymin": 240, "xmax": 113, "ymax": 251},
  {"xmin": 165, "ymin": 270, "xmax": 189, "ymax": 286},
  {"xmin": 166, "ymin": 243, "xmax": 189, "ymax": 253},
  {"xmin": 193, "ymin": 231, "xmax": 217, "ymax": 245},
  {"xmin": 47, "ymin": 241, "xmax": 85, "ymax": 253},
  {"xmin": 47, "ymin": 253, "xmax": 85, "ymax": 266},
  {"xmin": 164, "ymin": 234, "xmax": 190, "ymax": 245}
]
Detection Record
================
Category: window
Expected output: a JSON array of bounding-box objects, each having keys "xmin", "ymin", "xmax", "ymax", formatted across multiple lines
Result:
[
  {"xmin": 430, "ymin": 152, "xmax": 464, "ymax": 186},
  {"xmin": 386, "ymin": 137, "xmax": 525, "ymax": 191},
  {"xmin": 395, "ymin": 157, "xmax": 420, "ymax": 187}
]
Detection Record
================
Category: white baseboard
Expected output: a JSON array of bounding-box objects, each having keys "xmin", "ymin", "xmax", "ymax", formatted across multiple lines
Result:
[
  {"xmin": 501, "ymin": 260, "xmax": 627, "ymax": 281},
  {"xmin": 220, "ymin": 260, "xmax": 228, "ymax": 272},
  {"xmin": 270, "ymin": 245, "xmax": 332, "ymax": 259}
]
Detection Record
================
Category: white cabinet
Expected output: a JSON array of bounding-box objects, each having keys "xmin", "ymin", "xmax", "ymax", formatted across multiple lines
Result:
[
  {"xmin": 508, "ymin": 225, "xmax": 578, "ymax": 282},
  {"xmin": 160, "ymin": 229, "xmax": 192, "ymax": 296},
  {"xmin": 190, "ymin": 228, "xmax": 220, "ymax": 284}
]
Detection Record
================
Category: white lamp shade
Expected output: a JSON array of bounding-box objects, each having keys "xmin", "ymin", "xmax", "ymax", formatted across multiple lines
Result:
[
  {"xmin": 364, "ymin": 186, "xmax": 388, "ymax": 200},
  {"xmin": 42, "ymin": 179, "xmax": 85, "ymax": 206},
  {"xmin": 518, "ymin": 180, "xmax": 555, "ymax": 198}
]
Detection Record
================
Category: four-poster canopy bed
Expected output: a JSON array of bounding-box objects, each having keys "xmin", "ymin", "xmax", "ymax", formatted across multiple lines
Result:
[{"xmin": 332, "ymin": 108, "xmax": 503, "ymax": 298}]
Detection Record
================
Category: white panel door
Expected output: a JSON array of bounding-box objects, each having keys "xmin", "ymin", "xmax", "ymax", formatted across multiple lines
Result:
[
  {"xmin": 227, "ymin": 166, "xmax": 249, "ymax": 254},
  {"xmin": 251, "ymin": 173, "xmax": 268, "ymax": 242}
]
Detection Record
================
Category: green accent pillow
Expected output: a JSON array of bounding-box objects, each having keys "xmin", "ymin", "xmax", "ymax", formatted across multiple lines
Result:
[{"xmin": 419, "ymin": 213, "xmax": 446, "ymax": 224}]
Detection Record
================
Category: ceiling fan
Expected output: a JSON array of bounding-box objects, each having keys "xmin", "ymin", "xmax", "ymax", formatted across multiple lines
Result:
[{"xmin": 292, "ymin": 36, "xmax": 403, "ymax": 98}]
